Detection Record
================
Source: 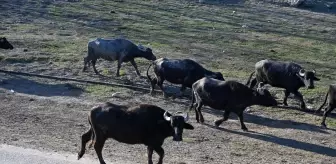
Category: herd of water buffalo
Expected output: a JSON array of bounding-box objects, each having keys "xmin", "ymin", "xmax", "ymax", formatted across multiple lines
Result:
[{"xmin": 1, "ymin": 37, "xmax": 335, "ymax": 164}]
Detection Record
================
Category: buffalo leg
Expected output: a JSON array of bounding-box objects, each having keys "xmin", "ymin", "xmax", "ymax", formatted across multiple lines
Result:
[
  {"xmin": 321, "ymin": 105, "xmax": 335, "ymax": 128},
  {"xmin": 116, "ymin": 60, "xmax": 122, "ymax": 77},
  {"xmin": 178, "ymin": 76, "xmax": 192, "ymax": 97},
  {"xmin": 293, "ymin": 91, "xmax": 306, "ymax": 110},
  {"xmin": 147, "ymin": 146, "xmax": 154, "ymax": 164},
  {"xmin": 237, "ymin": 112, "xmax": 248, "ymax": 131},
  {"xmin": 149, "ymin": 77, "xmax": 158, "ymax": 96},
  {"xmin": 94, "ymin": 133, "xmax": 107, "ymax": 164},
  {"xmin": 130, "ymin": 59, "xmax": 141, "ymax": 76},
  {"xmin": 154, "ymin": 146, "xmax": 164, "ymax": 164},
  {"xmin": 249, "ymin": 78, "xmax": 258, "ymax": 88},
  {"xmin": 214, "ymin": 110, "xmax": 231, "ymax": 127},
  {"xmin": 195, "ymin": 102, "xmax": 204, "ymax": 123},
  {"xmin": 91, "ymin": 59, "xmax": 99, "ymax": 74},
  {"xmin": 174, "ymin": 84, "xmax": 186, "ymax": 98},
  {"xmin": 83, "ymin": 57, "xmax": 89, "ymax": 72},
  {"xmin": 283, "ymin": 90, "xmax": 290, "ymax": 106},
  {"xmin": 77, "ymin": 129, "xmax": 92, "ymax": 160},
  {"xmin": 157, "ymin": 78, "xmax": 168, "ymax": 98}
]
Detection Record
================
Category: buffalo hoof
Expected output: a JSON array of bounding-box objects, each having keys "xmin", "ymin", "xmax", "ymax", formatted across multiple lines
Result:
[
  {"xmin": 163, "ymin": 93, "xmax": 169, "ymax": 99},
  {"xmin": 214, "ymin": 120, "xmax": 222, "ymax": 127},
  {"xmin": 242, "ymin": 127, "xmax": 248, "ymax": 132},
  {"xmin": 300, "ymin": 104, "xmax": 307, "ymax": 110},
  {"xmin": 314, "ymin": 109, "xmax": 321, "ymax": 114},
  {"xmin": 77, "ymin": 151, "xmax": 84, "ymax": 160},
  {"xmin": 321, "ymin": 123, "xmax": 327, "ymax": 129}
]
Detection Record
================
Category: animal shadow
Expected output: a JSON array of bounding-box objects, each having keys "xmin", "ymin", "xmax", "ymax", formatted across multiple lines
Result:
[
  {"xmin": 203, "ymin": 123, "xmax": 336, "ymax": 157},
  {"xmin": 196, "ymin": 107, "xmax": 330, "ymax": 134},
  {"xmin": 276, "ymin": 105, "xmax": 336, "ymax": 118},
  {"xmin": 0, "ymin": 76, "xmax": 83, "ymax": 97}
]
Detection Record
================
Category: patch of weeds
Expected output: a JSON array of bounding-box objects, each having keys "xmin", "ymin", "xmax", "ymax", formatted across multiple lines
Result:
[
  {"xmin": 135, "ymin": 58, "xmax": 151, "ymax": 66},
  {"xmin": 11, "ymin": 24, "xmax": 39, "ymax": 32},
  {"xmin": 314, "ymin": 115, "xmax": 336, "ymax": 128},
  {"xmin": 52, "ymin": 55, "xmax": 81, "ymax": 63},
  {"xmin": 300, "ymin": 86, "xmax": 328, "ymax": 98},
  {"xmin": 3, "ymin": 56, "xmax": 50, "ymax": 63},
  {"xmin": 326, "ymin": 118, "xmax": 336, "ymax": 128},
  {"xmin": 148, "ymin": 42, "xmax": 170, "ymax": 49},
  {"xmin": 40, "ymin": 40, "xmax": 84, "ymax": 54},
  {"xmin": 119, "ymin": 70, "xmax": 126, "ymax": 76},
  {"xmin": 220, "ymin": 69, "xmax": 250, "ymax": 80},
  {"xmin": 85, "ymin": 84, "xmax": 119, "ymax": 96},
  {"xmin": 101, "ymin": 68, "xmax": 112, "ymax": 76}
]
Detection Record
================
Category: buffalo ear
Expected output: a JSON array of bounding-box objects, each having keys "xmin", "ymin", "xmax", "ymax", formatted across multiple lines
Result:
[
  {"xmin": 184, "ymin": 123, "xmax": 194, "ymax": 130},
  {"xmin": 314, "ymin": 77, "xmax": 320, "ymax": 81}
]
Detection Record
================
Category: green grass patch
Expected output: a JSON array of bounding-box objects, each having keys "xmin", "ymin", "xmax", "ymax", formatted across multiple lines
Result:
[
  {"xmin": 3, "ymin": 56, "xmax": 50, "ymax": 63},
  {"xmin": 119, "ymin": 70, "xmax": 126, "ymax": 76},
  {"xmin": 85, "ymin": 84, "xmax": 121, "ymax": 96},
  {"xmin": 1, "ymin": 0, "xmax": 336, "ymax": 97},
  {"xmin": 326, "ymin": 118, "xmax": 336, "ymax": 128}
]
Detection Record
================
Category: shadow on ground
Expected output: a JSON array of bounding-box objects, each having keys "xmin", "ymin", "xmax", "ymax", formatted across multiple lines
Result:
[
  {"xmin": 0, "ymin": 76, "xmax": 83, "ymax": 97},
  {"xmin": 191, "ymin": 106, "xmax": 331, "ymax": 134},
  {"xmin": 204, "ymin": 123, "xmax": 336, "ymax": 157}
]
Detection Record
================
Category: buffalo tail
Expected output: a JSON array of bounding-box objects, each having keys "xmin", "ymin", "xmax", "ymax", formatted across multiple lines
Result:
[
  {"xmin": 245, "ymin": 71, "xmax": 255, "ymax": 86},
  {"xmin": 315, "ymin": 91, "xmax": 329, "ymax": 113},
  {"xmin": 188, "ymin": 88, "xmax": 196, "ymax": 113},
  {"xmin": 146, "ymin": 61, "xmax": 154, "ymax": 82},
  {"xmin": 88, "ymin": 106, "xmax": 101, "ymax": 148}
]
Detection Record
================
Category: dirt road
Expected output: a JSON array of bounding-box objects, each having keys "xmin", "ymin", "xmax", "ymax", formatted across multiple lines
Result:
[{"xmin": 0, "ymin": 144, "xmax": 106, "ymax": 164}]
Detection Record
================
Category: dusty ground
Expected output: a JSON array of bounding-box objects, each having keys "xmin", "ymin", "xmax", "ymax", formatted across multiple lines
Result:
[
  {"xmin": 0, "ymin": 73, "xmax": 335, "ymax": 164},
  {"xmin": 0, "ymin": 0, "xmax": 336, "ymax": 164}
]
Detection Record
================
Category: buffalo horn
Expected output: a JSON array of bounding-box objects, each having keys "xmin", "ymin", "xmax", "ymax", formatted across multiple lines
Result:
[
  {"xmin": 257, "ymin": 82, "xmax": 265, "ymax": 88},
  {"xmin": 183, "ymin": 112, "xmax": 189, "ymax": 122},
  {"xmin": 163, "ymin": 111, "xmax": 171, "ymax": 121},
  {"xmin": 299, "ymin": 69, "xmax": 305, "ymax": 76}
]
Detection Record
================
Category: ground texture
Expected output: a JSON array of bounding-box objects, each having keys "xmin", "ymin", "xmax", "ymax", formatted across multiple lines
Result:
[{"xmin": 0, "ymin": 0, "xmax": 335, "ymax": 164}]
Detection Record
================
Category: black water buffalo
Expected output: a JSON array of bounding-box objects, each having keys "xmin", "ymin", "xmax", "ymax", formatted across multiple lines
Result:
[
  {"xmin": 78, "ymin": 102, "xmax": 194, "ymax": 164},
  {"xmin": 315, "ymin": 84, "xmax": 336, "ymax": 128},
  {"xmin": 0, "ymin": 37, "xmax": 14, "ymax": 49},
  {"xmin": 83, "ymin": 38, "xmax": 156, "ymax": 76},
  {"xmin": 246, "ymin": 59, "xmax": 319, "ymax": 110},
  {"xmin": 147, "ymin": 58, "xmax": 224, "ymax": 97},
  {"xmin": 189, "ymin": 77, "xmax": 277, "ymax": 131}
]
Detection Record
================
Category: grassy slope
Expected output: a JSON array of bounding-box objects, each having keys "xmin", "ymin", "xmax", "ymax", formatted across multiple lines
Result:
[{"xmin": 0, "ymin": 0, "xmax": 335, "ymax": 126}]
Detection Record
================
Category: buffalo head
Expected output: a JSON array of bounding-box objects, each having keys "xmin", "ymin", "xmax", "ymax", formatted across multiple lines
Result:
[
  {"xmin": 213, "ymin": 72, "xmax": 225, "ymax": 81},
  {"xmin": 138, "ymin": 45, "xmax": 157, "ymax": 61},
  {"xmin": 254, "ymin": 82, "xmax": 278, "ymax": 107},
  {"xmin": 206, "ymin": 72, "xmax": 225, "ymax": 81},
  {"xmin": 163, "ymin": 111, "xmax": 194, "ymax": 141},
  {"xmin": 0, "ymin": 37, "xmax": 14, "ymax": 50},
  {"xmin": 298, "ymin": 69, "xmax": 320, "ymax": 89}
]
